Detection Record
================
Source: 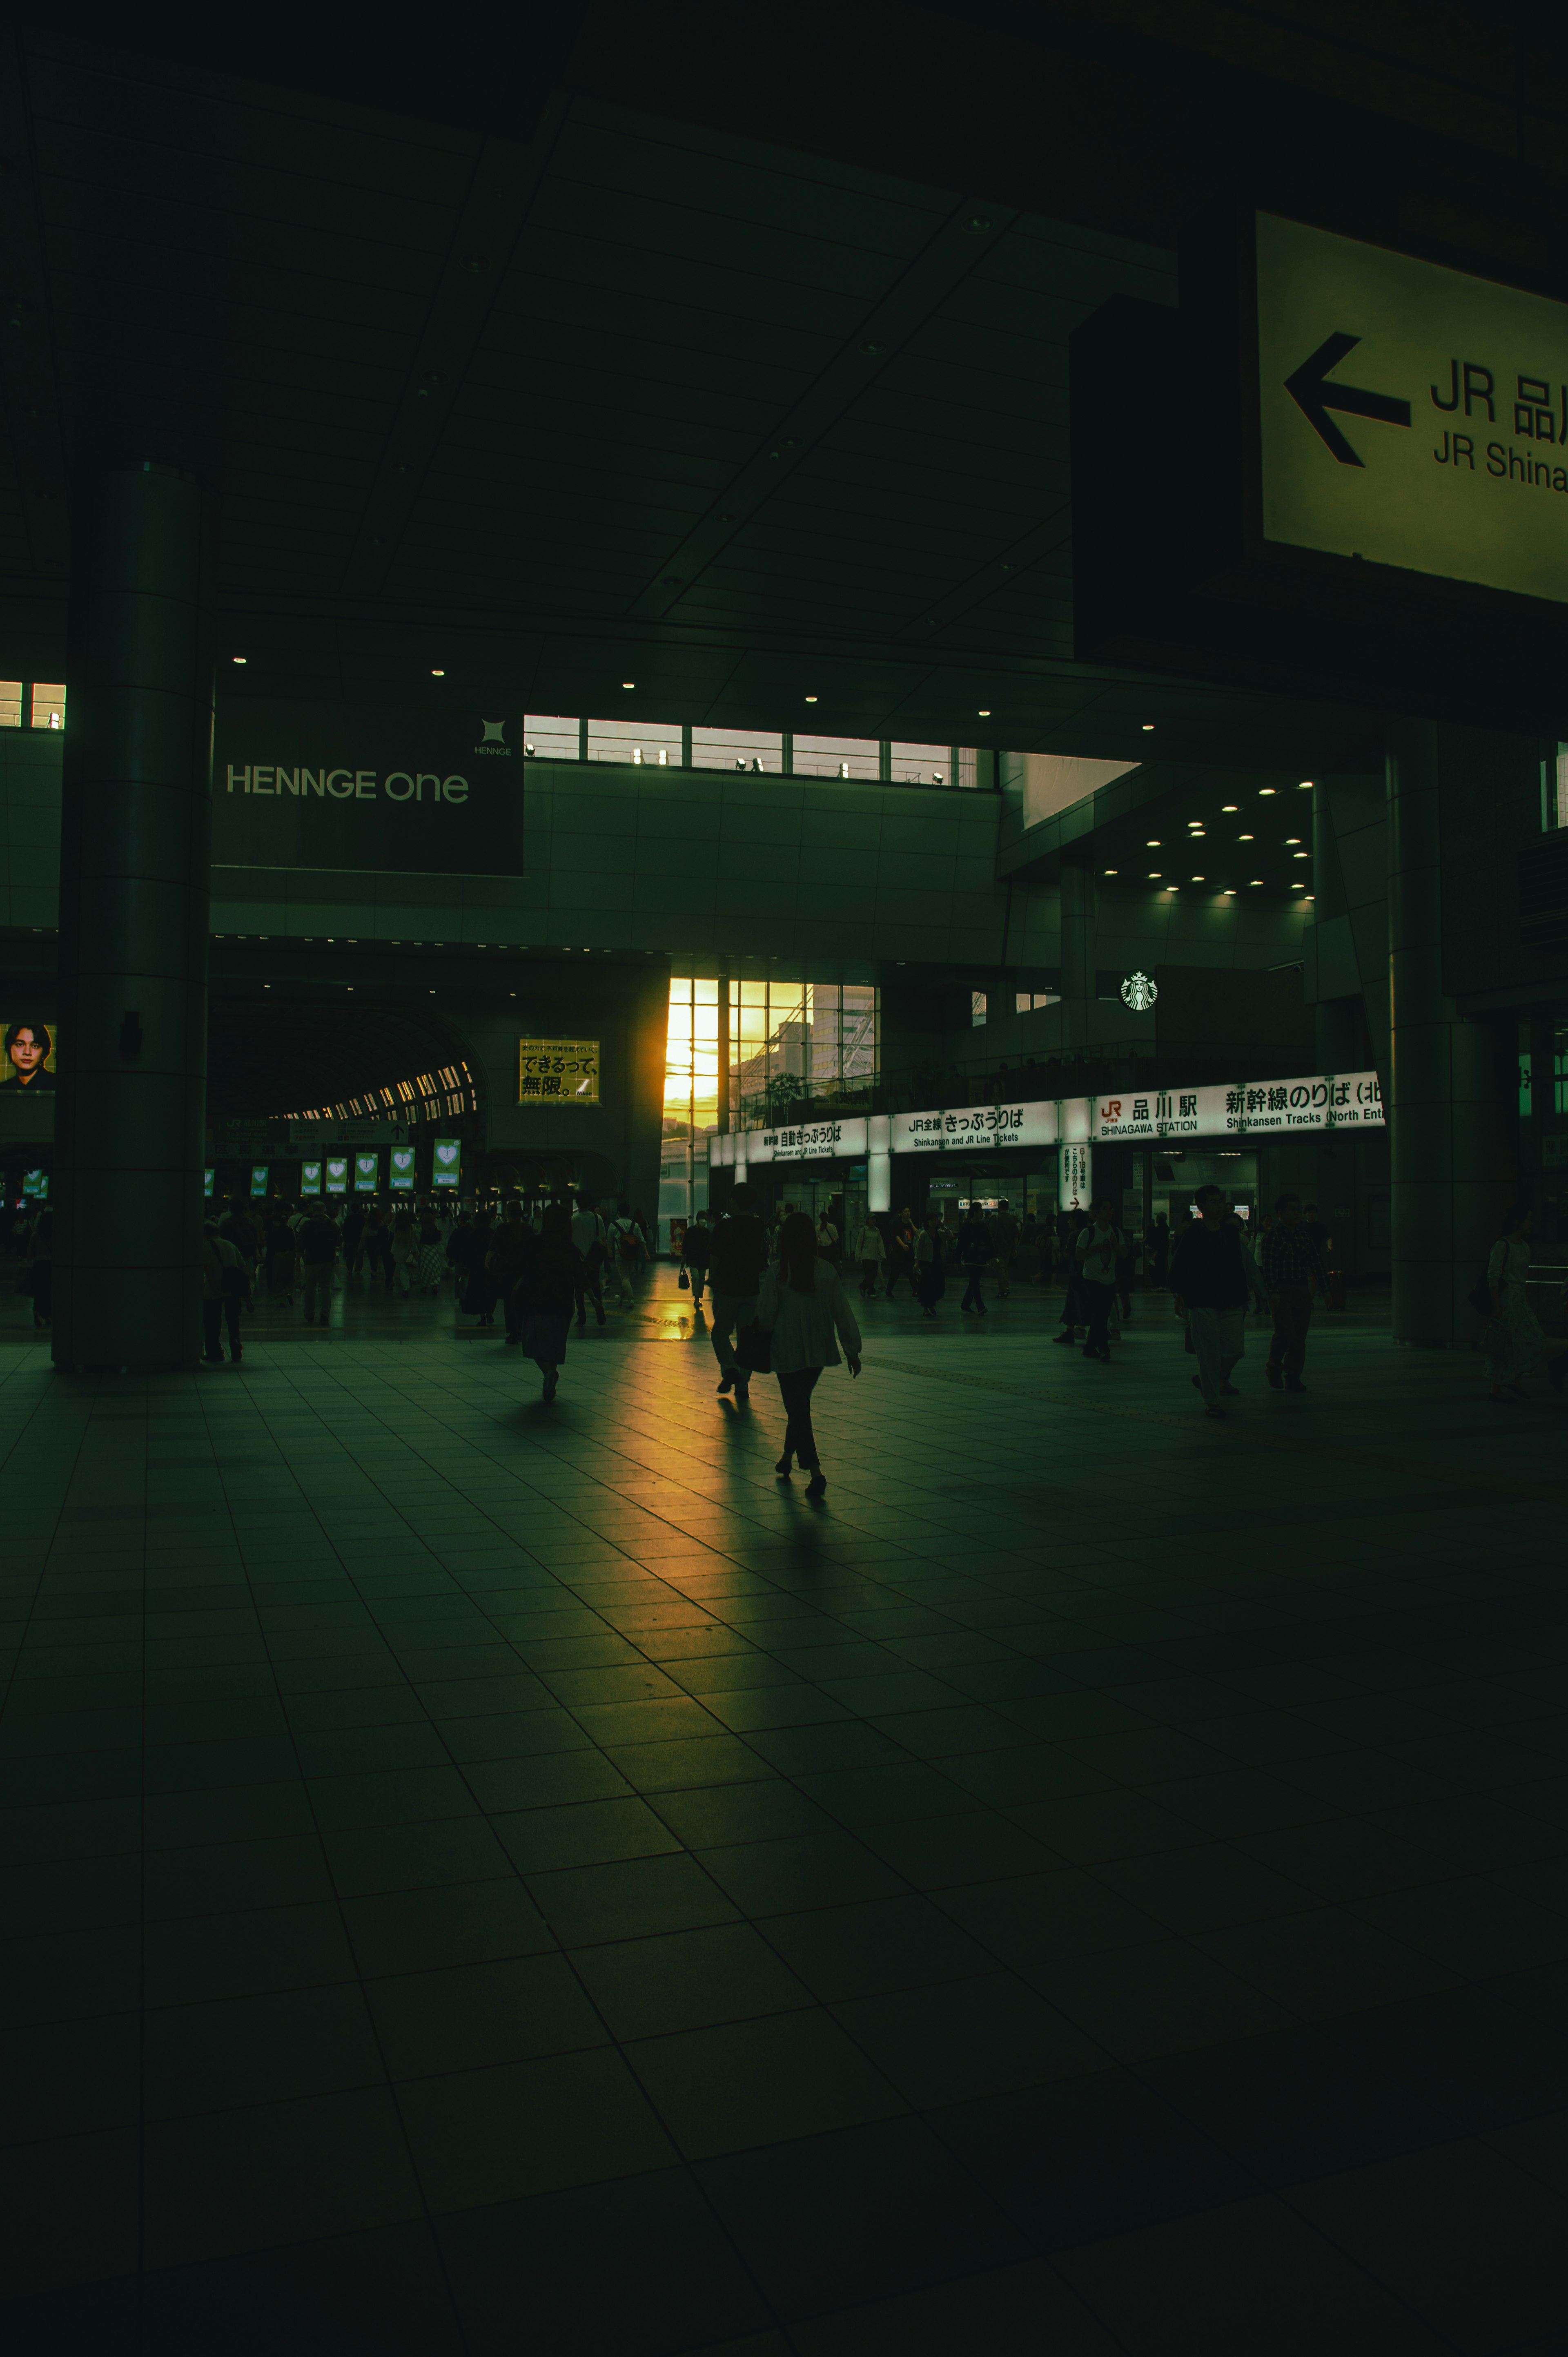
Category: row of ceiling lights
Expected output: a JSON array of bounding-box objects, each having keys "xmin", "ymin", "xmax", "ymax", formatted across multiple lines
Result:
[
  {"xmin": 232, "ymin": 654, "xmax": 1003, "ymax": 721},
  {"xmin": 1102, "ymin": 778, "xmax": 1314, "ymax": 893}
]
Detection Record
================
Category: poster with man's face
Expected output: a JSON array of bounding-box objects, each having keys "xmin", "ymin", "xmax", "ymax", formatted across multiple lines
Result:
[{"xmin": 1, "ymin": 1020, "xmax": 58, "ymax": 1093}]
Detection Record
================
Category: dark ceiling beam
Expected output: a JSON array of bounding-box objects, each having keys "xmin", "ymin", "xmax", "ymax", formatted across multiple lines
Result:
[
  {"xmin": 0, "ymin": 33, "xmax": 68, "ymax": 579},
  {"xmin": 338, "ymin": 96, "xmax": 569, "ymax": 601},
  {"xmin": 565, "ymin": 0, "xmax": 1568, "ymax": 298},
  {"xmin": 623, "ymin": 196, "xmax": 1018, "ymax": 625}
]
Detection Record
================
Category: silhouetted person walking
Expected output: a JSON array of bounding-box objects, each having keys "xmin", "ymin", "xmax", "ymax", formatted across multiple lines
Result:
[
  {"xmin": 755, "ymin": 1211, "xmax": 862, "ymax": 1498},
  {"xmin": 1260, "ymin": 1193, "xmax": 1325, "ymax": 1391},
  {"xmin": 710, "ymin": 1183, "xmax": 769, "ymax": 1402},
  {"xmin": 1171, "ymin": 1184, "xmax": 1249, "ymax": 1417}
]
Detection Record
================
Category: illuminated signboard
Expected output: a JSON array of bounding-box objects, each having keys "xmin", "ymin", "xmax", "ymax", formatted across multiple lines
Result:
[
  {"xmin": 1257, "ymin": 212, "xmax": 1568, "ymax": 605},
  {"xmin": 354, "ymin": 1152, "xmax": 379, "ymax": 1192},
  {"xmin": 518, "ymin": 1039, "xmax": 599, "ymax": 1104},
  {"xmin": 432, "ymin": 1139, "xmax": 461, "ymax": 1188},
  {"xmin": 325, "ymin": 1157, "xmax": 348, "ymax": 1195},
  {"xmin": 301, "ymin": 1161, "xmax": 322, "ymax": 1195}
]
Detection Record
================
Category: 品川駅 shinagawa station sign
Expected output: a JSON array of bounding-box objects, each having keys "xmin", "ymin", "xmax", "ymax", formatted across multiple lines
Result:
[
  {"xmin": 727, "ymin": 1074, "xmax": 1383, "ymax": 1158},
  {"xmin": 1256, "ymin": 213, "xmax": 1568, "ymax": 605}
]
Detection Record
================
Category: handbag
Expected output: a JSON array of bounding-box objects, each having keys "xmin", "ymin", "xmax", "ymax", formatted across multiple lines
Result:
[
  {"xmin": 735, "ymin": 1318, "xmax": 772, "ymax": 1374},
  {"xmin": 1476, "ymin": 1314, "xmax": 1510, "ymax": 1361},
  {"xmin": 677, "ymin": 1268, "xmax": 690, "ymax": 1290}
]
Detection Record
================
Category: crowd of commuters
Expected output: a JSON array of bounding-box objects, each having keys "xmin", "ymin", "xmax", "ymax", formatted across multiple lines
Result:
[{"xmin": 7, "ymin": 1173, "xmax": 1561, "ymax": 1429}]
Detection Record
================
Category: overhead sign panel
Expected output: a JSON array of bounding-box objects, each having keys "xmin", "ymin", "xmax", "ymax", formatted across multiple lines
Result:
[
  {"xmin": 1257, "ymin": 212, "xmax": 1568, "ymax": 605},
  {"xmin": 212, "ymin": 700, "xmax": 524, "ymax": 876},
  {"xmin": 889, "ymin": 1102, "xmax": 1058, "ymax": 1153},
  {"xmin": 746, "ymin": 1117, "xmax": 868, "ymax": 1165}
]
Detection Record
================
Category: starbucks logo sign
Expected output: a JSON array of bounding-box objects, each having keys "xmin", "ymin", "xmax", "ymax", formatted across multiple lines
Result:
[{"xmin": 1120, "ymin": 971, "xmax": 1158, "ymax": 1013}]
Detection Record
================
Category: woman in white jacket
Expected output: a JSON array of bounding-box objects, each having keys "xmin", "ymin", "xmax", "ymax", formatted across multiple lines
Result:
[{"xmin": 755, "ymin": 1211, "xmax": 862, "ymax": 1498}]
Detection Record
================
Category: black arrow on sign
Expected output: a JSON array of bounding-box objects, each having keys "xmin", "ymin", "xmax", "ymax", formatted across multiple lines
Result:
[{"xmin": 1284, "ymin": 332, "xmax": 1412, "ymax": 466}]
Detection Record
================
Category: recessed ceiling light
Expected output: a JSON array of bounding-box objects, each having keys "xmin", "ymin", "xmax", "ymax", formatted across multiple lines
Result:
[
  {"xmin": 432, "ymin": 668, "xmax": 444, "ymax": 676},
  {"xmin": 804, "ymin": 694, "xmax": 817, "ymax": 702},
  {"xmin": 1293, "ymin": 851, "xmax": 1309, "ymax": 859},
  {"xmin": 1250, "ymin": 878, "xmax": 1264, "ymax": 885},
  {"xmin": 1291, "ymin": 881, "xmax": 1304, "ymax": 889},
  {"xmin": 1146, "ymin": 839, "xmax": 1161, "ymax": 847},
  {"xmin": 1299, "ymin": 779, "xmax": 1314, "ymax": 788},
  {"xmin": 1104, "ymin": 868, "xmax": 1118, "ymax": 875},
  {"xmin": 1285, "ymin": 837, "xmax": 1301, "ymax": 844},
  {"xmin": 1147, "ymin": 871, "xmax": 1163, "ymax": 878},
  {"xmin": 1223, "ymin": 888, "xmax": 1236, "ymax": 895},
  {"xmin": 1222, "ymin": 803, "xmax": 1238, "ymax": 812},
  {"xmin": 1142, "ymin": 723, "xmax": 1154, "ymax": 731},
  {"xmin": 622, "ymin": 681, "xmax": 635, "ymax": 690},
  {"xmin": 232, "ymin": 655, "xmax": 246, "ymax": 664},
  {"xmin": 1259, "ymin": 787, "xmax": 1276, "ymax": 796},
  {"xmin": 978, "ymin": 708, "xmax": 991, "ymax": 717},
  {"xmin": 1238, "ymin": 832, "xmax": 1254, "ymax": 840},
  {"xmin": 1191, "ymin": 874, "xmax": 1204, "ymax": 881}
]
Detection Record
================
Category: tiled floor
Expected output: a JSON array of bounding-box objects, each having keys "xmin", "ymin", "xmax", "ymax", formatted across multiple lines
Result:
[{"xmin": 2, "ymin": 1268, "xmax": 1566, "ymax": 2353}]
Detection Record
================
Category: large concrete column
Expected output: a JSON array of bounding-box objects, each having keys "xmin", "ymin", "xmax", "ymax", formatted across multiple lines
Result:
[
  {"xmin": 1059, "ymin": 854, "xmax": 1095, "ymax": 1055},
  {"xmin": 1386, "ymin": 719, "xmax": 1512, "ymax": 1345},
  {"xmin": 53, "ymin": 462, "xmax": 214, "ymax": 1372}
]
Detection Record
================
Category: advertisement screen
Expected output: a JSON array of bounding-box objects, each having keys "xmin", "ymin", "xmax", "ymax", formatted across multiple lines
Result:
[
  {"xmin": 517, "ymin": 1038, "xmax": 599, "ymax": 1104},
  {"xmin": 1, "ymin": 1018, "xmax": 59, "ymax": 1095},
  {"xmin": 326, "ymin": 1157, "xmax": 348, "ymax": 1195},
  {"xmin": 250, "ymin": 1164, "xmax": 269, "ymax": 1199},
  {"xmin": 390, "ymin": 1147, "xmax": 415, "ymax": 1190},
  {"xmin": 203, "ymin": 1168, "xmax": 214, "ymax": 1198},
  {"xmin": 301, "ymin": 1161, "xmax": 322, "ymax": 1195},
  {"xmin": 432, "ymin": 1138, "xmax": 461, "ymax": 1188},
  {"xmin": 211, "ymin": 699, "xmax": 525, "ymax": 878},
  {"xmin": 354, "ymin": 1152, "xmax": 379, "ymax": 1192},
  {"xmin": 22, "ymin": 1168, "xmax": 47, "ymax": 1198}
]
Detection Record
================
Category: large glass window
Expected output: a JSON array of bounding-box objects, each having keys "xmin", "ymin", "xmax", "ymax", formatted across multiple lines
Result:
[
  {"xmin": 525, "ymin": 715, "xmax": 580, "ymax": 760},
  {"xmin": 728, "ymin": 978, "xmax": 878, "ymax": 1126},
  {"xmin": 1544, "ymin": 742, "xmax": 1568, "ymax": 830},
  {"xmin": 0, "ymin": 681, "xmax": 21, "ymax": 728},
  {"xmin": 588, "ymin": 716, "xmax": 682, "ymax": 766},
  {"xmin": 692, "ymin": 726, "xmax": 782, "ymax": 772},
  {"xmin": 791, "ymin": 734, "xmax": 878, "ymax": 780},
  {"xmin": 30, "ymin": 683, "xmax": 64, "ymax": 731},
  {"xmin": 889, "ymin": 740, "xmax": 953, "ymax": 787}
]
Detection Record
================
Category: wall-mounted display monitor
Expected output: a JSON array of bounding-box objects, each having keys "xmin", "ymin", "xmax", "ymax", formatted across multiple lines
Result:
[
  {"xmin": 22, "ymin": 1167, "xmax": 47, "ymax": 1197},
  {"xmin": 301, "ymin": 1161, "xmax": 322, "ymax": 1194},
  {"xmin": 390, "ymin": 1147, "xmax": 415, "ymax": 1189},
  {"xmin": 1, "ymin": 1018, "xmax": 58, "ymax": 1095},
  {"xmin": 249, "ymin": 1164, "xmax": 269, "ymax": 1198},
  {"xmin": 325, "ymin": 1157, "xmax": 348, "ymax": 1194},
  {"xmin": 354, "ymin": 1152, "xmax": 379, "ymax": 1192},
  {"xmin": 432, "ymin": 1138, "xmax": 461, "ymax": 1188}
]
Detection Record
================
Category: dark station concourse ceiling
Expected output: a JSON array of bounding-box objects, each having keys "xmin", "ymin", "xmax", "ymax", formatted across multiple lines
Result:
[{"xmin": 7, "ymin": 2, "xmax": 1547, "ymax": 779}]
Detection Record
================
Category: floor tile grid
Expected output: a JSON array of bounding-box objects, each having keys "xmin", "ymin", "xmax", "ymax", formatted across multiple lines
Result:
[{"xmin": 3, "ymin": 1301, "xmax": 1566, "ymax": 2347}]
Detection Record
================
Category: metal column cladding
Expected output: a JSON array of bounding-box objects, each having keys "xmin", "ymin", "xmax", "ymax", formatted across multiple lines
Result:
[{"xmin": 53, "ymin": 462, "xmax": 214, "ymax": 1372}]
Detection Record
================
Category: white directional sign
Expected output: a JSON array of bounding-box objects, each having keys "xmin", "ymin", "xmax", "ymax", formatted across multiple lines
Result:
[{"xmin": 1256, "ymin": 212, "xmax": 1568, "ymax": 605}]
